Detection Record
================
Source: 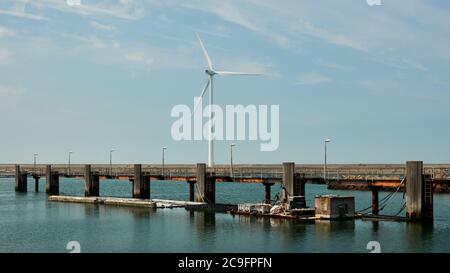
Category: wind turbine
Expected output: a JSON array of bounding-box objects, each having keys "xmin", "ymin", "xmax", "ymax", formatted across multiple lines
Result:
[{"xmin": 195, "ymin": 34, "xmax": 261, "ymax": 167}]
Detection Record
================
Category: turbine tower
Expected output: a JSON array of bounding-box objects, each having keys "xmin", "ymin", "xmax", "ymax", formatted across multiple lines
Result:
[{"xmin": 195, "ymin": 34, "xmax": 261, "ymax": 167}]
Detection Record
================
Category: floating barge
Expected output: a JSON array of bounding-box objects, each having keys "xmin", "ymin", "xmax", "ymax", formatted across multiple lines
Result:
[
  {"xmin": 48, "ymin": 195, "xmax": 204, "ymax": 209},
  {"xmin": 359, "ymin": 214, "xmax": 408, "ymax": 222},
  {"xmin": 185, "ymin": 203, "xmax": 237, "ymax": 213},
  {"xmin": 229, "ymin": 207, "xmax": 317, "ymax": 222},
  {"xmin": 229, "ymin": 195, "xmax": 358, "ymax": 222}
]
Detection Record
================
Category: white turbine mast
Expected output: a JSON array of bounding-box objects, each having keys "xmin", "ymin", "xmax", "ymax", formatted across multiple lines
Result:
[{"xmin": 195, "ymin": 33, "xmax": 261, "ymax": 167}]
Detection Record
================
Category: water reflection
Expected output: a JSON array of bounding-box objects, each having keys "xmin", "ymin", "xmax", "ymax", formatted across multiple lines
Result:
[
  {"xmin": 84, "ymin": 204, "xmax": 100, "ymax": 218},
  {"xmin": 404, "ymin": 222, "xmax": 434, "ymax": 252},
  {"xmin": 316, "ymin": 220, "xmax": 356, "ymax": 232},
  {"xmin": 195, "ymin": 211, "xmax": 216, "ymax": 230},
  {"xmin": 371, "ymin": 221, "xmax": 379, "ymax": 232}
]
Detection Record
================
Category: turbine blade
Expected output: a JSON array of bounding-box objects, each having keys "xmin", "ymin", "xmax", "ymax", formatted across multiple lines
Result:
[
  {"xmin": 215, "ymin": 70, "xmax": 262, "ymax": 76},
  {"xmin": 196, "ymin": 33, "xmax": 213, "ymax": 70},
  {"xmin": 193, "ymin": 78, "xmax": 211, "ymax": 114}
]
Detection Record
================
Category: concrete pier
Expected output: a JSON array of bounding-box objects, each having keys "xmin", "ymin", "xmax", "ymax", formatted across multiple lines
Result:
[
  {"xmin": 406, "ymin": 161, "xmax": 423, "ymax": 221},
  {"xmin": 196, "ymin": 163, "xmax": 215, "ymax": 204},
  {"xmin": 282, "ymin": 162, "xmax": 299, "ymax": 202},
  {"xmin": 5, "ymin": 160, "xmax": 438, "ymax": 224},
  {"xmin": 85, "ymin": 165, "xmax": 99, "ymax": 197},
  {"xmin": 45, "ymin": 165, "xmax": 59, "ymax": 195},
  {"xmin": 296, "ymin": 173, "xmax": 306, "ymax": 197},
  {"xmin": 187, "ymin": 181, "xmax": 196, "ymax": 202},
  {"xmin": 15, "ymin": 165, "xmax": 27, "ymax": 192},
  {"xmin": 263, "ymin": 182, "xmax": 274, "ymax": 204},
  {"xmin": 133, "ymin": 164, "xmax": 150, "ymax": 199},
  {"xmin": 406, "ymin": 161, "xmax": 433, "ymax": 222},
  {"xmin": 2, "ymin": 163, "xmax": 450, "ymax": 193},
  {"xmin": 371, "ymin": 186, "xmax": 379, "ymax": 215},
  {"xmin": 33, "ymin": 175, "xmax": 40, "ymax": 192}
]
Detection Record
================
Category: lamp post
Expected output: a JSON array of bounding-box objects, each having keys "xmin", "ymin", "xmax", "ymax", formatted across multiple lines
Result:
[
  {"xmin": 68, "ymin": 151, "xmax": 73, "ymax": 176},
  {"xmin": 230, "ymin": 143, "xmax": 236, "ymax": 178},
  {"xmin": 162, "ymin": 147, "xmax": 167, "ymax": 177},
  {"xmin": 109, "ymin": 149, "xmax": 115, "ymax": 177},
  {"xmin": 33, "ymin": 153, "xmax": 38, "ymax": 173},
  {"xmin": 324, "ymin": 139, "xmax": 331, "ymax": 181}
]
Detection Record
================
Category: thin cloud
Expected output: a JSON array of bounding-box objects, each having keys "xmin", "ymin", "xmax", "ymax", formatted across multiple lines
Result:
[
  {"xmin": 359, "ymin": 79, "xmax": 444, "ymax": 102},
  {"xmin": 295, "ymin": 73, "xmax": 330, "ymax": 85},
  {"xmin": 32, "ymin": 0, "xmax": 145, "ymax": 20},
  {"xmin": 294, "ymin": 20, "xmax": 368, "ymax": 52},
  {"xmin": 0, "ymin": 25, "xmax": 16, "ymax": 38},
  {"xmin": 0, "ymin": 48, "xmax": 14, "ymax": 63},
  {"xmin": 125, "ymin": 51, "xmax": 155, "ymax": 66},
  {"xmin": 179, "ymin": 1, "xmax": 292, "ymax": 48},
  {"xmin": 319, "ymin": 60, "xmax": 353, "ymax": 71},
  {"xmin": 0, "ymin": 85, "xmax": 26, "ymax": 96},
  {"xmin": 90, "ymin": 21, "xmax": 116, "ymax": 32},
  {"xmin": 0, "ymin": 9, "xmax": 48, "ymax": 21},
  {"xmin": 0, "ymin": 0, "xmax": 145, "ymax": 21}
]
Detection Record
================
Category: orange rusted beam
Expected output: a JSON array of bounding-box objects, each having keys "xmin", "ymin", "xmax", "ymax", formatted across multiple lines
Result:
[{"xmin": 233, "ymin": 178, "xmax": 266, "ymax": 183}]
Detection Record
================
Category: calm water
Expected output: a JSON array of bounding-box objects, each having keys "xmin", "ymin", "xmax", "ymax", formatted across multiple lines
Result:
[{"xmin": 0, "ymin": 178, "xmax": 449, "ymax": 253}]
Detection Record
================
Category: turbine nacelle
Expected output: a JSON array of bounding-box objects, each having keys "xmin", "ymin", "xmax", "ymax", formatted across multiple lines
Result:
[{"xmin": 205, "ymin": 69, "xmax": 216, "ymax": 76}]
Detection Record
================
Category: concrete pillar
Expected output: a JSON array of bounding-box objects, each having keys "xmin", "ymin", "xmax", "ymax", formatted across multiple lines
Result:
[
  {"xmin": 45, "ymin": 165, "xmax": 51, "ymax": 193},
  {"xmin": 406, "ymin": 161, "xmax": 423, "ymax": 221},
  {"xmin": 282, "ymin": 162, "xmax": 295, "ymax": 202},
  {"xmin": 263, "ymin": 182, "xmax": 274, "ymax": 204},
  {"xmin": 85, "ymin": 165, "xmax": 100, "ymax": 197},
  {"xmin": 142, "ymin": 175, "xmax": 150, "ymax": 200},
  {"xmin": 295, "ymin": 173, "xmax": 306, "ymax": 197},
  {"xmin": 371, "ymin": 186, "xmax": 379, "ymax": 215},
  {"xmin": 34, "ymin": 175, "xmax": 40, "ymax": 192},
  {"xmin": 196, "ymin": 163, "xmax": 215, "ymax": 204},
  {"xmin": 15, "ymin": 165, "xmax": 27, "ymax": 192},
  {"xmin": 187, "ymin": 181, "xmax": 196, "ymax": 202},
  {"xmin": 133, "ymin": 164, "xmax": 150, "ymax": 199},
  {"xmin": 45, "ymin": 165, "xmax": 59, "ymax": 195}
]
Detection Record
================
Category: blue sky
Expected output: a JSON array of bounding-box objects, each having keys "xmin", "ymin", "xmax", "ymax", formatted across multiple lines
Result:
[{"xmin": 1, "ymin": 0, "xmax": 450, "ymax": 164}]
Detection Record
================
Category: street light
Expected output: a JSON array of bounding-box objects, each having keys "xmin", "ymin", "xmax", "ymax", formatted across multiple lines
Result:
[
  {"xmin": 324, "ymin": 139, "xmax": 331, "ymax": 182},
  {"xmin": 68, "ymin": 151, "xmax": 73, "ymax": 176},
  {"xmin": 33, "ymin": 153, "xmax": 38, "ymax": 173},
  {"xmin": 109, "ymin": 149, "xmax": 115, "ymax": 176},
  {"xmin": 162, "ymin": 147, "xmax": 167, "ymax": 177},
  {"xmin": 230, "ymin": 143, "xmax": 236, "ymax": 178}
]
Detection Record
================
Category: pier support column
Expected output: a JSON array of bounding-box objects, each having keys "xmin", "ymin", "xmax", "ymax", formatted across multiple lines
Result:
[
  {"xmin": 45, "ymin": 165, "xmax": 59, "ymax": 195},
  {"xmin": 33, "ymin": 175, "xmax": 40, "ymax": 192},
  {"xmin": 85, "ymin": 165, "xmax": 100, "ymax": 197},
  {"xmin": 295, "ymin": 173, "xmax": 306, "ymax": 197},
  {"xmin": 133, "ymin": 164, "xmax": 150, "ymax": 199},
  {"xmin": 406, "ymin": 161, "xmax": 428, "ymax": 222},
  {"xmin": 263, "ymin": 182, "xmax": 274, "ymax": 204},
  {"xmin": 45, "ymin": 165, "xmax": 51, "ymax": 193},
  {"xmin": 187, "ymin": 181, "xmax": 196, "ymax": 202},
  {"xmin": 282, "ymin": 162, "xmax": 295, "ymax": 202},
  {"xmin": 196, "ymin": 163, "xmax": 215, "ymax": 204},
  {"xmin": 371, "ymin": 186, "xmax": 379, "ymax": 215},
  {"xmin": 15, "ymin": 165, "xmax": 27, "ymax": 192}
]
